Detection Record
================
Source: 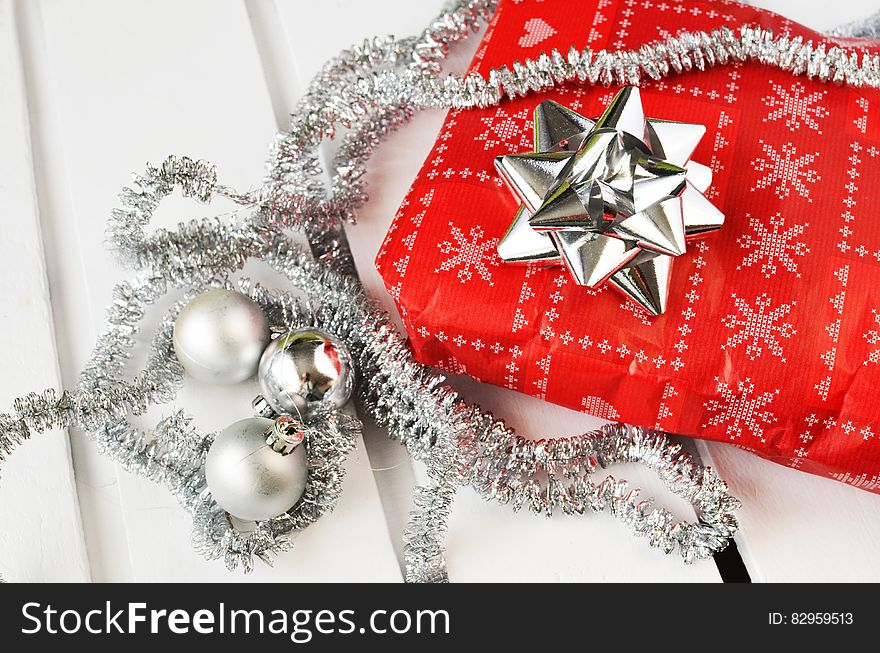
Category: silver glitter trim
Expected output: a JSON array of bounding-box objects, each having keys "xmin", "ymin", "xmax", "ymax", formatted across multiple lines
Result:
[
  {"xmin": 830, "ymin": 11, "xmax": 880, "ymax": 39},
  {"xmin": 266, "ymin": 22, "xmax": 880, "ymax": 207}
]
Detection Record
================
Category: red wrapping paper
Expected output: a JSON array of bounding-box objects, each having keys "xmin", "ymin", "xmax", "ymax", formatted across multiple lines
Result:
[{"xmin": 376, "ymin": 0, "xmax": 880, "ymax": 492}]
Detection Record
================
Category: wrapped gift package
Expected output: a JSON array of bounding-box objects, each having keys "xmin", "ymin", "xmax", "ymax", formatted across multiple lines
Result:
[{"xmin": 376, "ymin": 0, "xmax": 880, "ymax": 491}]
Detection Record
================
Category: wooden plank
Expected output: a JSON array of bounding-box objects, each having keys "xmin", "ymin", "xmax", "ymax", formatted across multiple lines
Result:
[
  {"xmin": 697, "ymin": 442, "xmax": 880, "ymax": 582},
  {"xmin": 0, "ymin": 0, "xmax": 90, "ymax": 582},
  {"xmin": 15, "ymin": 0, "xmax": 135, "ymax": 583},
  {"xmin": 25, "ymin": 0, "xmax": 401, "ymax": 581},
  {"xmin": 272, "ymin": 0, "xmax": 722, "ymax": 581}
]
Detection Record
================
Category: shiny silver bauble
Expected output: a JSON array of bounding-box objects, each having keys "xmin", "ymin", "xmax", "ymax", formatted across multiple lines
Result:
[
  {"xmin": 258, "ymin": 328, "xmax": 354, "ymax": 416},
  {"xmin": 205, "ymin": 417, "xmax": 308, "ymax": 522},
  {"xmin": 173, "ymin": 289, "xmax": 270, "ymax": 384}
]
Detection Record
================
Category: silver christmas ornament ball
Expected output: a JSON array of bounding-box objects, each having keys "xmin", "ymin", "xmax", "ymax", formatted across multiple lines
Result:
[
  {"xmin": 205, "ymin": 417, "xmax": 308, "ymax": 522},
  {"xmin": 173, "ymin": 289, "xmax": 270, "ymax": 384},
  {"xmin": 258, "ymin": 328, "xmax": 354, "ymax": 416}
]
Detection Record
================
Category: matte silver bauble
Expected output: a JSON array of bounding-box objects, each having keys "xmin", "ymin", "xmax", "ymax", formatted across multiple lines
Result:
[
  {"xmin": 173, "ymin": 289, "xmax": 270, "ymax": 384},
  {"xmin": 258, "ymin": 328, "xmax": 354, "ymax": 416},
  {"xmin": 205, "ymin": 417, "xmax": 308, "ymax": 522}
]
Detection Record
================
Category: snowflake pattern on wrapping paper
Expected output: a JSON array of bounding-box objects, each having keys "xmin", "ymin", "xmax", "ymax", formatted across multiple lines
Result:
[
  {"xmin": 533, "ymin": 353, "xmax": 552, "ymax": 398},
  {"xmin": 703, "ymin": 377, "xmax": 780, "ymax": 443},
  {"xmin": 830, "ymin": 472, "xmax": 880, "ymax": 492},
  {"xmin": 841, "ymin": 144, "xmax": 880, "ymax": 256},
  {"xmin": 854, "ymin": 97, "xmax": 870, "ymax": 134},
  {"xmin": 736, "ymin": 212, "xmax": 810, "ymax": 278},
  {"xmin": 721, "ymin": 293, "xmax": 797, "ymax": 362},
  {"xmin": 474, "ymin": 106, "xmax": 532, "ymax": 151},
  {"xmin": 863, "ymin": 309, "xmax": 880, "ymax": 365},
  {"xmin": 620, "ymin": 296, "xmax": 654, "ymax": 326},
  {"xmin": 580, "ymin": 395, "xmax": 620, "ymax": 420},
  {"xmin": 762, "ymin": 81, "xmax": 829, "ymax": 133},
  {"xmin": 815, "ymin": 265, "xmax": 849, "ymax": 401},
  {"xmin": 436, "ymin": 356, "xmax": 468, "ymax": 376},
  {"xmin": 655, "ymin": 382, "xmax": 678, "ymax": 429},
  {"xmin": 751, "ymin": 140, "xmax": 821, "ymax": 201},
  {"xmin": 435, "ymin": 222, "xmax": 499, "ymax": 286}
]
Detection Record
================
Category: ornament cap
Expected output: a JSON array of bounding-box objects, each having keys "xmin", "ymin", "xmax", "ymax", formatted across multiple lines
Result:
[
  {"xmin": 266, "ymin": 415, "xmax": 306, "ymax": 455},
  {"xmin": 252, "ymin": 394, "xmax": 278, "ymax": 419}
]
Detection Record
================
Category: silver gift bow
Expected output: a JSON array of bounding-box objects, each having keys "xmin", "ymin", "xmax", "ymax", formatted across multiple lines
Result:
[{"xmin": 496, "ymin": 87, "xmax": 724, "ymax": 315}]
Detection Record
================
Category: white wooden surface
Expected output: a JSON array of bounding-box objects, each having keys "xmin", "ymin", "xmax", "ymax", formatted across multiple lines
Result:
[
  {"xmin": 0, "ymin": 0, "xmax": 878, "ymax": 582},
  {"xmin": 0, "ymin": 0, "xmax": 89, "ymax": 582}
]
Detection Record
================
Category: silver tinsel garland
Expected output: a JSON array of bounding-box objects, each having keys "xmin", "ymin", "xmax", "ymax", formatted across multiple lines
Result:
[
  {"xmin": 3, "ymin": 0, "xmax": 876, "ymax": 581},
  {"xmin": 1, "ymin": 154, "xmax": 739, "ymax": 579},
  {"xmin": 830, "ymin": 10, "xmax": 880, "ymax": 39}
]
